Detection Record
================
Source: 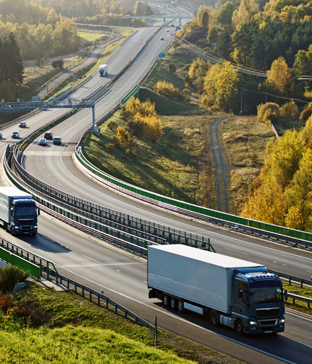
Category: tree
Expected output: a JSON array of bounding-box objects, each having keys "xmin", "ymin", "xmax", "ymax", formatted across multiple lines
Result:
[
  {"xmin": 208, "ymin": 26, "xmax": 218, "ymax": 42},
  {"xmin": 232, "ymin": 0, "xmax": 259, "ymax": 29},
  {"xmin": 116, "ymin": 127, "xmax": 129, "ymax": 147},
  {"xmin": 292, "ymin": 49, "xmax": 312, "ymax": 76},
  {"xmin": 197, "ymin": 6, "xmax": 210, "ymax": 28},
  {"xmin": 203, "ymin": 61, "xmax": 239, "ymax": 110},
  {"xmin": 217, "ymin": 2, "xmax": 236, "ymax": 26},
  {"xmin": 267, "ymin": 56, "xmax": 292, "ymax": 92}
]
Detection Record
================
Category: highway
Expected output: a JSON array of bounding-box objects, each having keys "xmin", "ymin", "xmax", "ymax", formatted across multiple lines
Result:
[{"xmin": 0, "ymin": 7, "xmax": 311, "ymax": 364}]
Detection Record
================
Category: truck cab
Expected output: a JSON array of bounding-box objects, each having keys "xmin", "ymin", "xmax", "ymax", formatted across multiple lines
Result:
[
  {"xmin": 230, "ymin": 269, "xmax": 286, "ymax": 335},
  {"xmin": 10, "ymin": 199, "xmax": 39, "ymax": 235}
]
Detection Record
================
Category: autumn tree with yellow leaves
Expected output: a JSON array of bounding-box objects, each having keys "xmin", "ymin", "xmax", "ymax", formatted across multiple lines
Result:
[
  {"xmin": 266, "ymin": 56, "xmax": 293, "ymax": 92},
  {"xmin": 242, "ymin": 117, "xmax": 312, "ymax": 232},
  {"xmin": 202, "ymin": 61, "xmax": 239, "ymax": 110}
]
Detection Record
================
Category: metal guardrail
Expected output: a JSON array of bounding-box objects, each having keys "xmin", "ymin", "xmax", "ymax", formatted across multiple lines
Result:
[
  {"xmin": 287, "ymin": 293, "xmax": 312, "ymax": 308},
  {"xmin": 8, "ymin": 143, "xmax": 213, "ymax": 251},
  {"xmin": 0, "ymin": 237, "xmax": 58, "ymax": 280},
  {"xmin": 53, "ymin": 272, "xmax": 156, "ymax": 330}
]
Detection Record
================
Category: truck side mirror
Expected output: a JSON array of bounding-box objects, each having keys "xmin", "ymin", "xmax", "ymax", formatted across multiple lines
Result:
[
  {"xmin": 37, "ymin": 208, "xmax": 40, "ymax": 216},
  {"xmin": 284, "ymin": 289, "xmax": 288, "ymax": 301}
]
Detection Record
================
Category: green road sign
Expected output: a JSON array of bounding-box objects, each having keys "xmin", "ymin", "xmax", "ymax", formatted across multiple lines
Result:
[{"xmin": 159, "ymin": 52, "xmax": 166, "ymax": 58}]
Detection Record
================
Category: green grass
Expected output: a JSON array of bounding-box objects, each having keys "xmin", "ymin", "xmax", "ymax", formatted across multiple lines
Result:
[
  {"xmin": 284, "ymin": 282, "xmax": 312, "ymax": 315},
  {"xmin": 84, "ymin": 110, "xmax": 223, "ymax": 208},
  {"xmin": 139, "ymin": 87, "xmax": 195, "ymax": 115},
  {"xmin": 0, "ymin": 282, "xmax": 245, "ymax": 364},
  {"xmin": 78, "ymin": 31, "xmax": 103, "ymax": 45}
]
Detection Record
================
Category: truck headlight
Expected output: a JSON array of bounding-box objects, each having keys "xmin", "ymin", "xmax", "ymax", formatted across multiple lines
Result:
[
  {"xmin": 249, "ymin": 321, "xmax": 257, "ymax": 325},
  {"xmin": 279, "ymin": 318, "xmax": 285, "ymax": 324}
]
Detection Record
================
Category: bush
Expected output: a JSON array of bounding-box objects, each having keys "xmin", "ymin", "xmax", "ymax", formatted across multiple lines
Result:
[
  {"xmin": 257, "ymin": 102, "xmax": 280, "ymax": 124},
  {"xmin": 107, "ymin": 121, "xmax": 118, "ymax": 130},
  {"xmin": 51, "ymin": 60, "xmax": 64, "ymax": 70},
  {"xmin": 0, "ymin": 266, "xmax": 29, "ymax": 294},
  {"xmin": 168, "ymin": 63, "xmax": 176, "ymax": 74},
  {"xmin": 299, "ymin": 107, "xmax": 312, "ymax": 123},
  {"xmin": 154, "ymin": 81, "xmax": 181, "ymax": 100},
  {"xmin": 280, "ymin": 100, "xmax": 298, "ymax": 119}
]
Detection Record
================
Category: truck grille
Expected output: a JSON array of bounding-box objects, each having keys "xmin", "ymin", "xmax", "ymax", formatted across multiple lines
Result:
[
  {"xmin": 258, "ymin": 318, "xmax": 278, "ymax": 330},
  {"xmin": 19, "ymin": 219, "xmax": 34, "ymax": 225},
  {"xmin": 256, "ymin": 308, "xmax": 280, "ymax": 317}
]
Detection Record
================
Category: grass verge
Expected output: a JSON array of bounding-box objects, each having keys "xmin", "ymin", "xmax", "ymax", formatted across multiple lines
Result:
[
  {"xmin": 84, "ymin": 110, "xmax": 223, "ymax": 208},
  {"xmin": 0, "ymin": 282, "xmax": 245, "ymax": 364}
]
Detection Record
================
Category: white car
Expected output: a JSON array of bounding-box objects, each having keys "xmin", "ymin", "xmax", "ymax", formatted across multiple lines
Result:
[
  {"xmin": 38, "ymin": 138, "xmax": 47, "ymax": 146},
  {"xmin": 166, "ymin": 29, "xmax": 169, "ymax": 32},
  {"xmin": 11, "ymin": 131, "xmax": 19, "ymax": 139}
]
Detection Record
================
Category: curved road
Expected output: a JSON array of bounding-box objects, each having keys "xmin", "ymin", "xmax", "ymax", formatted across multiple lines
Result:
[{"xmin": 1, "ymin": 10, "xmax": 312, "ymax": 364}]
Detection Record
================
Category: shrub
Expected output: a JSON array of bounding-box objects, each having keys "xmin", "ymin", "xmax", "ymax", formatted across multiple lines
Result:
[
  {"xmin": 0, "ymin": 266, "xmax": 29, "ymax": 294},
  {"xmin": 168, "ymin": 63, "xmax": 176, "ymax": 74},
  {"xmin": 299, "ymin": 107, "xmax": 312, "ymax": 123},
  {"xmin": 257, "ymin": 102, "xmax": 280, "ymax": 124},
  {"xmin": 154, "ymin": 81, "xmax": 181, "ymax": 100},
  {"xmin": 107, "ymin": 121, "xmax": 118, "ymax": 130},
  {"xmin": 280, "ymin": 100, "xmax": 298, "ymax": 119}
]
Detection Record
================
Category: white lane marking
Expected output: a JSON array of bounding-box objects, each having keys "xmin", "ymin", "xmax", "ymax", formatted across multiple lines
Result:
[
  {"xmin": 224, "ymin": 247, "xmax": 249, "ymax": 255},
  {"xmin": 58, "ymin": 265, "xmax": 299, "ymax": 364},
  {"xmin": 82, "ymin": 255, "xmax": 101, "ymax": 264},
  {"xmin": 286, "ymin": 311, "xmax": 312, "ymax": 323},
  {"xmin": 62, "ymin": 262, "xmax": 143, "ymax": 268},
  {"xmin": 57, "ymin": 182, "xmax": 62, "ymax": 186}
]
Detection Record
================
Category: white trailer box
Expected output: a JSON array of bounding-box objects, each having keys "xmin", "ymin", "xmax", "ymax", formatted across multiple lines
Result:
[
  {"xmin": 0, "ymin": 187, "xmax": 33, "ymax": 223},
  {"xmin": 99, "ymin": 64, "xmax": 107, "ymax": 76},
  {"xmin": 148, "ymin": 245, "xmax": 264, "ymax": 314}
]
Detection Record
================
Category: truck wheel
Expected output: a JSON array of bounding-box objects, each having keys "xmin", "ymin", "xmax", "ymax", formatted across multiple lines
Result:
[
  {"xmin": 210, "ymin": 310, "xmax": 219, "ymax": 326},
  {"xmin": 163, "ymin": 295, "xmax": 170, "ymax": 308},
  {"xmin": 178, "ymin": 300, "xmax": 184, "ymax": 313},
  {"xmin": 170, "ymin": 297, "xmax": 177, "ymax": 310},
  {"xmin": 235, "ymin": 319, "xmax": 244, "ymax": 336}
]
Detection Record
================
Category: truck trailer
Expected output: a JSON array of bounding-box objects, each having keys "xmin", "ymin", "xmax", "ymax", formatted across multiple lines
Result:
[
  {"xmin": 0, "ymin": 187, "xmax": 39, "ymax": 235},
  {"xmin": 99, "ymin": 64, "xmax": 108, "ymax": 76},
  {"xmin": 147, "ymin": 245, "xmax": 286, "ymax": 335}
]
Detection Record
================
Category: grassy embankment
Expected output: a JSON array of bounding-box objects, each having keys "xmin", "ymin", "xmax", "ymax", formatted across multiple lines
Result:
[{"xmin": 0, "ymin": 282, "xmax": 244, "ymax": 364}]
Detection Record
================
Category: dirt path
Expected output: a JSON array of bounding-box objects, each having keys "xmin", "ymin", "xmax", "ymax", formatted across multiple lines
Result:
[{"xmin": 210, "ymin": 117, "xmax": 230, "ymax": 213}]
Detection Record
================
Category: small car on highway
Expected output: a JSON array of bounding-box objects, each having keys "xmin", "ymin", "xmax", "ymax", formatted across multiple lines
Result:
[
  {"xmin": 53, "ymin": 136, "xmax": 62, "ymax": 145},
  {"xmin": 160, "ymin": 36, "xmax": 164, "ymax": 40},
  {"xmin": 44, "ymin": 132, "xmax": 53, "ymax": 140},
  {"xmin": 19, "ymin": 122, "xmax": 26, "ymax": 128},
  {"xmin": 38, "ymin": 138, "xmax": 47, "ymax": 146},
  {"xmin": 166, "ymin": 29, "xmax": 169, "ymax": 32},
  {"xmin": 11, "ymin": 131, "xmax": 19, "ymax": 139},
  {"xmin": 0, "ymin": 132, "xmax": 2, "ymax": 139}
]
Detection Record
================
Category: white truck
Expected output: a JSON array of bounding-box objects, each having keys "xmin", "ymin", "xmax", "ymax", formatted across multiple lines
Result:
[
  {"xmin": 0, "ymin": 187, "xmax": 39, "ymax": 235},
  {"xmin": 99, "ymin": 64, "xmax": 108, "ymax": 77},
  {"xmin": 148, "ymin": 244, "xmax": 286, "ymax": 335}
]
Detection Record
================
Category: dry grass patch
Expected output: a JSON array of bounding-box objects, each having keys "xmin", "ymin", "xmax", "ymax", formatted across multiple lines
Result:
[{"xmin": 221, "ymin": 116, "xmax": 275, "ymax": 214}]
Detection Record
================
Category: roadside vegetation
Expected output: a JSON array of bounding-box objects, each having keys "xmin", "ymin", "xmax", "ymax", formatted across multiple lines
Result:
[{"xmin": 0, "ymin": 281, "xmax": 245, "ymax": 364}]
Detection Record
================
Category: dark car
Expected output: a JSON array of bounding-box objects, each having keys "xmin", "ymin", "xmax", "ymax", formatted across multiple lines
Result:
[
  {"xmin": 19, "ymin": 122, "xmax": 26, "ymax": 128},
  {"xmin": 44, "ymin": 132, "xmax": 53, "ymax": 140},
  {"xmin": 53, "ymin": 136, "xmax": 62, "ymax": 145}
]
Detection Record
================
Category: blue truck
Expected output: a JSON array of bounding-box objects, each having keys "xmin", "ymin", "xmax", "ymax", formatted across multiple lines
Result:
[
  {"xmin": 0, "ymin": 187, "xmax": 39, "ymax": 235},
  {"xmin": 148, "ymin": 245, "xmax": 286, "ymax": 335}
]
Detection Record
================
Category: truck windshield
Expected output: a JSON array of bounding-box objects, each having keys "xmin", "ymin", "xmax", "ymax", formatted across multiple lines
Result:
[
  {"xmin": 14, "ymin": 206, "xmax": 37, "ymax": 217},
  {"xmin": 250, "ymin": 287, "xmax": 283, "ymax": 304}
]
